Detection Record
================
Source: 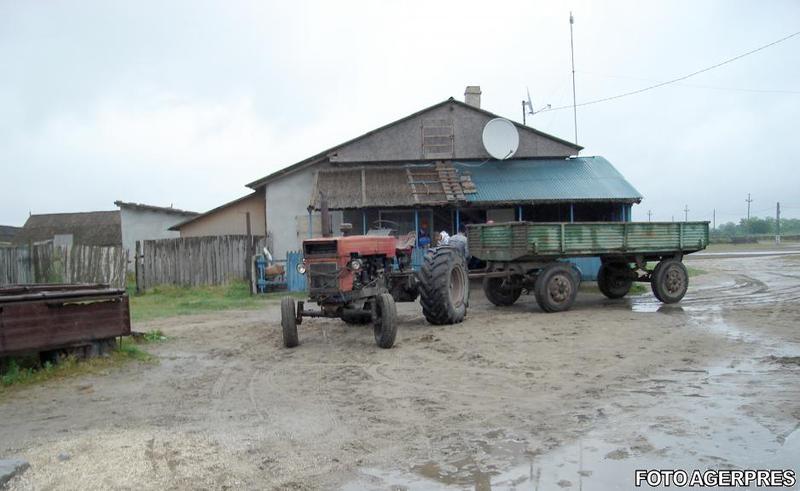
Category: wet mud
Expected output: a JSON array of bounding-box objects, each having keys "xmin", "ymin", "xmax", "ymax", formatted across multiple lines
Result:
[{"xmin": 1, "ymin": 253, "xmax": 799, "ymax": 490}]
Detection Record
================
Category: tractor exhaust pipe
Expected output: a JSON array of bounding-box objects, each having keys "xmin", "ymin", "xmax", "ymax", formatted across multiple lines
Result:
[{"xmin": 320, "ymin": 192, "xmax": 332, "ymax": 238}]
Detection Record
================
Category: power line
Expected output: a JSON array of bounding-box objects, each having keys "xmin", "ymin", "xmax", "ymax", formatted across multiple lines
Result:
[
  {"xmin": 541, "ymin": 30, "xmax": 800, "ymax": 112},
  {"xmin": 576, "ymin": 71, "xmax": 800, "ymax": 95}
]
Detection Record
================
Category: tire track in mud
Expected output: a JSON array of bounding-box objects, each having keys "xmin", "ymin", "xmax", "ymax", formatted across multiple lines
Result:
[{"xmin": 633, "ymin": 263, "xmax": 800, "ymax": 312}]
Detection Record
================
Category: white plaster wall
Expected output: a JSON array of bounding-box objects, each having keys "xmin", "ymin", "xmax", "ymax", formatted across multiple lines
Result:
[
  {"xmin": 119, "ymin": 208, "xmax": 185, "ymax": 262},
  {"xmin": 265, "ymin": 167, "xmax": 314, "ymax": 259},
  {"xmin": 265, "ymin": 167, "xmax": 344, "ymax": 259}
]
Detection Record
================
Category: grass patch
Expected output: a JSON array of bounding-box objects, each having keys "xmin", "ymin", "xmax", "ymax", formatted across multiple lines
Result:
[
  {"xmin": 0, "ymin": 338, "xmax": 154, "ymax": 395},
  {"xmin": 129, "ymin": 281, "xmax": 305, "ymax": 322}
]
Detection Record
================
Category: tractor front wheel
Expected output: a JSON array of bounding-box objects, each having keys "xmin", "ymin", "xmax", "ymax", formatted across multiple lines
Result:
[
  {"xmin": 373, "ymin": 293, "xmax": 397, "ymax": 349},
  {"xmin": 281, "ymin": 297, "xmax": 299, "ymax": 348}
]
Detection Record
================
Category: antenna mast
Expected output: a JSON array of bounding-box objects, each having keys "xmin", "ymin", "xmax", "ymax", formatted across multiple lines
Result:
[{"xmin": 569, "ymin": 12, "xmax": 578, "ymax": 148}]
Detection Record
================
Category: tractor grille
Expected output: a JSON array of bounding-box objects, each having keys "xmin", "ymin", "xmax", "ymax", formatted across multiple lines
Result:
[{"xmin": 308, "ymin": 262, "xmax": 339, "ymax": 291}]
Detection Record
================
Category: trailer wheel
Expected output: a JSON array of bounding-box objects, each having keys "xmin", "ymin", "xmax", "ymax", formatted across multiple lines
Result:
[
  {"xmin": 534, "ymin": 263, "xmax": 579, "ymax": 313},
  {"xmin": 597, "ymin": 262, "xmax": 633, "ymax": 299},
  {"xmin": 419, "ymin": 247, "xmax": 468, "ymax": 325},
  {"xmin": 373, "ymin": 293, "xmax": 397, "ymax": 349},
  {"xmin": 281, "ymin": 297, "xmax": 299, "ymax": 348},
  {"xmin": 651, "ymin": 258, "xmax": 688, "ymax": 304},
  {"xmin": 482, "ymin": 277, "xmax": 522, "ymax": 306}
]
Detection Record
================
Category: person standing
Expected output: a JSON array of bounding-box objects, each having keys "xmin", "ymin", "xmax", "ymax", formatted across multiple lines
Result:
[{"xmin": 448, "ymin": 225, "xmax": 469, "ymax": 259}]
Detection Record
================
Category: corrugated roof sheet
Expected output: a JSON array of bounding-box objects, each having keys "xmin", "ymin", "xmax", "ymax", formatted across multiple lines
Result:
[{"xmin": 454, "ymin": 156, "xmax": 642, "ymax": 204}]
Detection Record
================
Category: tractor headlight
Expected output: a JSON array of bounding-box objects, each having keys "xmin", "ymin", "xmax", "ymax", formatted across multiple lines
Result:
[
  {"xmin": 348, "ymin": 258, "xmax": 363, "ymax": 271},
  {"xmin": 296, "ymin": 262, "xmax": 306, "ymax": 275}
]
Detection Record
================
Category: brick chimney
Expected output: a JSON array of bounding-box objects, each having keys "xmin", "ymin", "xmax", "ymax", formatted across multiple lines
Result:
[{"xmin": 464, "ymin": 86, "xmax": 481, "ymax": 108}]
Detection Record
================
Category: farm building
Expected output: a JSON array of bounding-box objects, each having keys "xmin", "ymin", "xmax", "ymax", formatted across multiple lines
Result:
[
  {"xmin": 14, "ymin": 203, "xmax": 197, "ymax": 268},
  {"xmin": 169, "ymin": 192, "xmax": 266, "ymax": 238},
  {"xmin": 14, "ymin": 211, "xmax": 122, "ymax": 247},
  {"xmin": 242, "ymin": 86, "xmax": 642, "ymax": 264},
  {"xmin": 114, "ymin": 201, "xmax": 199, "ymax": 263},
  {"xmin": 0, "ymin": 225, "xmax": 21, "ymax": 246}
]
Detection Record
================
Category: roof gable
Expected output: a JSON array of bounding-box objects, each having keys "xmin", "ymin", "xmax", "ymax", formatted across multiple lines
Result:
[{"xmin": 246, "ymin": 98, "xmax": 581, "ymax": 189}]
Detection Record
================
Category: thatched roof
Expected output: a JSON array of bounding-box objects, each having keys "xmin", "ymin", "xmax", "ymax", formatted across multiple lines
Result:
[
  {"xmin": 14, "ymin": 211, "xmax": 122, "ymax": 246},
  {"xmin": 310, "ymin": 162, "xmax": 474, "ymax": 209}
]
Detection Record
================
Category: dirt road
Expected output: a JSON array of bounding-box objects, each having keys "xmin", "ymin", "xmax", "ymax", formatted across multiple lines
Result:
[{"xmin": 2, "ymin": 253, "xmax": 799, "ymax": 490}]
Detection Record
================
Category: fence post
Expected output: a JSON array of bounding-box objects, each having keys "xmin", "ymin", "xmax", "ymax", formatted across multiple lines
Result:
[{"xmin": 135, "ymin": 241, "xmax": 142, "ymax": 293}]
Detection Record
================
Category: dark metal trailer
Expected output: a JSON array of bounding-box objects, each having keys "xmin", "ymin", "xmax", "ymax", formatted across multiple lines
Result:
[
  {"xmin": 0, "ymin": 284, "xmax": 131, "ymax": 358},
  {"xmin": 468, "ymin": 221, "xmax": 710, "ymax": 312}
]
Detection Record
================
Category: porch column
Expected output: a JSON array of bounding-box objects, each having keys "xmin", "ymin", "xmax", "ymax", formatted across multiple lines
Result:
[
  {"xmin": 362, "ymin": 210, "xmax": 367, "ymax": 234},
  {"xmin": 517, "ymin": 205, "xmax": 523, "ymax": 221},
  {"xmin": 569, "ymin": 203, "xmax": 574, "ymax": 222},
  {"xmin": 414, "ymin": 209, "xmax": 420, "ymax": 248},
  {"xmin": 455, "ymin": 208, "xmax": 461, "ymax": 232}
]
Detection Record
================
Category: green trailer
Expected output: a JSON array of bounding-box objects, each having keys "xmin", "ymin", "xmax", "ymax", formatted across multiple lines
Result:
[{"xmin": 467, "ymin": 221, "xmax": 709, "ymax": 312}]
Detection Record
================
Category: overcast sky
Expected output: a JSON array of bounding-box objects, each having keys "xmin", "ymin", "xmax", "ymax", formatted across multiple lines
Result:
[{"xmin": 2, "ymin": 0, "xmax": 799, "ymax": 226}]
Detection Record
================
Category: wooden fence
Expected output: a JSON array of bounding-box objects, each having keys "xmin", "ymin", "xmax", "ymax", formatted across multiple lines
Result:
[
  {"xmin": 0, "ymin": 243, "xmax": 128, "ymax": 288},
  {"xmin": 0, "ymin": 246, "xmax": 33, "ymax": 285},
  {"xmin": 136, "ymin": 235, "xmax": 266, "ymax": 291}
]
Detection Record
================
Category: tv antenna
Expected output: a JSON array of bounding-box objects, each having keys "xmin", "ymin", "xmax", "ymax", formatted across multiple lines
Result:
[{"xmin": 521, "ymin": 87, "xmax": 551, "ymax": 125}]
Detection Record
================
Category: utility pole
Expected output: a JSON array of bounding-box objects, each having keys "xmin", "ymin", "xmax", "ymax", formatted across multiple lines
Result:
[
  {"xmin": 569, "ymin": 11, "xmax": 578, "ymax": 146},
  {"xmin": 776, "ymin": 202, "xmax": 781, "ymax": 245},
  {"xmin": 647, "ymin": 210, "xmax": 652, "ymax": 222},
  {"xmin": 684, "ymin": 205, "xmax": 689, "ymax": 222},
  {"xmin": 746, "ymin": 193, "xmax": 753, "ymax": 221},
  {"xmin": 712, "ymin": 209, "xmax": 716, "ymax": 230}
]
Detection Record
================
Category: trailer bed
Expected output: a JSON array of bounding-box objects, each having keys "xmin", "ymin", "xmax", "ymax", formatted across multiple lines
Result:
[
  {"xmin": 0, "ymin": 284, "xmax": 131, "ymax": 357},
  {"xmin": 468, "ymin": 221, "xmax": 709, "ymax": 262}
]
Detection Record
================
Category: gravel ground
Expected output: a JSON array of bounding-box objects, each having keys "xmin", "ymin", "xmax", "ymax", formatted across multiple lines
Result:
[{"xmin": 1, "ymin": 253, "xmax": 799, "ymax": 490}]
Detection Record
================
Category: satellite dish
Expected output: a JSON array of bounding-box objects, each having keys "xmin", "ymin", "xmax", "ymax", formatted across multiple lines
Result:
[{"xmin": 482, "ymin": 118, "xmax": 519, "ymax": 160}]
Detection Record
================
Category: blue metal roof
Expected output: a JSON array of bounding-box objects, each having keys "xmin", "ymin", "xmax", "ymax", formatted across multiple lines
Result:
[{"xmin": 454, "ymin": 156, "xmax": 642, "ymax": 203}]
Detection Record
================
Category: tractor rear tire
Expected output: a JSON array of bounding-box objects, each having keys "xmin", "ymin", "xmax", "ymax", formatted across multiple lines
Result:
[
  {"xmin": 651, "ymin": 258, "xmax": 688, "ymax": 304},
  {"xmin": 483, "ymin": 276, "xmax": 522, "ymax": 306},
  {"xmin": 281, "ymin": 297, "xmax": 299, "ymax": 348},
  {"xmin": 373, "ymin": 293, "xmax": 397, "ymax": 349},
  {"xmin": 419, "ymin": 247, "xmax": 468, "ymax": 325},
  {"xmin": 597, "ymin": 262, "xmax": 633, "ymax": 299},
  {"xmin": 534, "ymin": 263, "xmax": 579, "ymax": 313}
]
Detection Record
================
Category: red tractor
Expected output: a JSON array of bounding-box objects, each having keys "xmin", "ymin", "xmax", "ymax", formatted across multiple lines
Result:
[{"xmin": 280, "ymin": 220, "xmax": 468, "ymax": 349}]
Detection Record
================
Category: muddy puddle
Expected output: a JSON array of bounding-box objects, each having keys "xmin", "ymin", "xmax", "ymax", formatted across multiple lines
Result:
[
  {"xmin": 345, "ymin": 256, "xmax": 800, "ymax": 490},
  {"xmin": 347, "ymin": 351, "xmax": 799, "ymax": 490}
]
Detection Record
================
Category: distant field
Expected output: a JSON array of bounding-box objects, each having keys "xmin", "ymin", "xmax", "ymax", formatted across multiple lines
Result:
[{"xmin": 705, "ymin": 241, "xmax": 800, "ymax": 253}]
